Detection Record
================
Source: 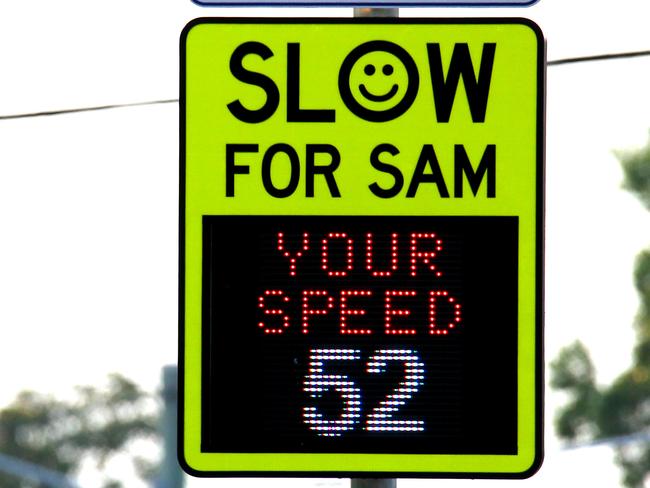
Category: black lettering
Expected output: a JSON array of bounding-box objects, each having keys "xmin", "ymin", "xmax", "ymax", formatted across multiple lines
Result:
[
  {"xmin": 427, "ymin": 43, "xmax": 496, "ymax": 123},
  {"xmin": 287, "ymin": 44, "xmax": 335, "ymax": 122},
  {"xmin": 227, "ymin": 42, "xmax": 280, "ymax": 123},
  {"xmin": 262, "ymin": 144, "xmax": 300, "ymax": 198},
  {"xmin": 406, "ymin": 145, "xmax": 449, "ymax": 198},
  {"xmin": 454, "ymin": 144, "xmax": 496, "ymax": 198},
  {"xmin": 305, "ymin": 144, "xmax": 341, "ymax": 197},
  {"xmin": 225, "ymin": 144, "xmax": 257, "ymax": 197},
  {"xmin": 368, "ymin": 144, "xmax": 404, "ymax": 198}
]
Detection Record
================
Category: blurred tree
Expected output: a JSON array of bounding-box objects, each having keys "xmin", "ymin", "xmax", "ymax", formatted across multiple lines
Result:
[
  {"xmin": 0, "ymin": 373, "xmax": 160, "ymax": 488},
  {"xmin": 551, "ymin": 138, "xmax": 650, "ymax": 488}
]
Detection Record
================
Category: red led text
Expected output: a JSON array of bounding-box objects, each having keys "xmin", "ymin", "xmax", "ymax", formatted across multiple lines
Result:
[
  {"xmin": 276, "ymin": 231, "xmax": 444, "ymax": 278},
  {"xmin": 257, "ymin": 288, "xmax": 461, "ymax": 336},
  {"xmin": 258, "ymin": 230, "xmax": 463, "ymax": 337}
]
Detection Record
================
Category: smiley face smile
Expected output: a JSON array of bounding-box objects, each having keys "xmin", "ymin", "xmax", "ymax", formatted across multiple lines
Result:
[{"xmin": 359, "ymin": 83, "xmax": 399, "ymax": 102}]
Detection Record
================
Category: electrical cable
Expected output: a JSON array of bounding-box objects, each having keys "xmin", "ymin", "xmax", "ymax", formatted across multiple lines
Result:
[
  {"xmin": 0, "ymin": 99, "xmax": 177, "ymax": 121},
  {"xmin": 548, "ymin": 48, "xmax": 650, "ymax": 66},
  {"xmin": 1, "ymin": 49, "xmax": 650, "ymax": 121}
]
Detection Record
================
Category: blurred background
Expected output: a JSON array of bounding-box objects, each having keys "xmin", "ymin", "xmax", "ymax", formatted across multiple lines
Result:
[{"xmin": 1, "ymin": 0, "xmax": 650, "ymax": 486}]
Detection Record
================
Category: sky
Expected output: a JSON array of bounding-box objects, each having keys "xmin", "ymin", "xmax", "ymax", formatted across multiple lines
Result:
[{"xmin": 1, "ymin": 0, "xmax": 650, "ymax": 486}]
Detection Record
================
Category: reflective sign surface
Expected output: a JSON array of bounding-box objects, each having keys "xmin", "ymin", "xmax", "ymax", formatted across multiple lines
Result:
[{"xmin": 180, "ymin": 18, "xmax": 544, "ymax": 478}]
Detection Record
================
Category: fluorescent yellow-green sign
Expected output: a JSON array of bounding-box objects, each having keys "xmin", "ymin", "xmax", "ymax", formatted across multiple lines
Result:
[{"xmin": 180, "ymin": 18, "xmax": 544, "ymax": 478}]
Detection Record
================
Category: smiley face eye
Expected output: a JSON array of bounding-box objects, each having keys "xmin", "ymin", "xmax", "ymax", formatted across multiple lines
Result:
[
  {"xmin": 364, "ymin": 64, "xmax": 376, "ymax": 76},
  {"xmin": 382, "ymin": 64, "xmax": 394, "ymax": 75}
]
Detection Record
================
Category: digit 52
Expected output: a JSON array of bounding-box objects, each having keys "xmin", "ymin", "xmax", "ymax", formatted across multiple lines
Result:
[{"xmin": 303, "ymin": 347, "xmax": 425, "ymax": 436}]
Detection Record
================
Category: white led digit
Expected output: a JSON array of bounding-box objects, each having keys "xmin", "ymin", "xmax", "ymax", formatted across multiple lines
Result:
[
  {"xmin": 365, "ymin": 349, "xmax": 425, "ymax": 433},
  {"xmin": 303, "ymin": 348, "xmax": 363, "ymax": 437}
]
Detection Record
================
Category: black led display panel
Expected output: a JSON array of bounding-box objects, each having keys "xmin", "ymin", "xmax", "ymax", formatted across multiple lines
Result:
[{"xmin": 201, "ymin": 215, "xmax": 518, "ymax": 455}]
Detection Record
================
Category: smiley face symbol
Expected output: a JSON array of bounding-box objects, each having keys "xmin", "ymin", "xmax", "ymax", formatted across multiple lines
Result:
[
  {"xmin": 359, "ymin": 62, "xmax": 398, "ymax": 102},
  {"xmin": 339, "ymin": 41, "xmax": 419, "ymax": 122}
]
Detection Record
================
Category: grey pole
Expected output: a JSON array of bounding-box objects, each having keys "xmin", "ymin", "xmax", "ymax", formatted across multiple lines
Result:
[
  {"xmin": 351, "ymin": 479, "xmax": 397, "ymax": 488},
  {"xmin": 353, "ymin": 6, "xmax": 399, "ymax": 17},
  {"xmin": 155, "ymin": 365, "xmax": 185, "ymax": 488},
  {"xmin": 350, "ymin": 6, "xmax": 398, "ymax": 488}
]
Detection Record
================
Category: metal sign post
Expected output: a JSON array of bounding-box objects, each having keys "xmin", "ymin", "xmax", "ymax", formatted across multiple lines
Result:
[
  {"xmin": 353, "ymin": 7, "xmax": 398, "ymax": 16},
  {"xmin": 352, "ymin": 479, "xmax": 396, "ymax": 488},
  {"xmin": 349, "ymin": 6, "xmax": 396, "ymax": 488}
]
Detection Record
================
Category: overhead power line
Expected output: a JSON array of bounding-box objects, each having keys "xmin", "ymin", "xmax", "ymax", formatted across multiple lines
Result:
[
  {"xmin": 1, "ymin": 48, "xmax": 649, "ymax": 121},
  {"xmin": 548, "ymin": 48, "xmax": 650, "ymax": 66},
  {"xmin": 0, "ymin": 99, "xmax": 177, "ymax": 121}
]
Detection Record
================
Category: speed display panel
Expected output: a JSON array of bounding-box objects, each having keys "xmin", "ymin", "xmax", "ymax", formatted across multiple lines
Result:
[{"xmin": 201, "ymin": 215, "xmax": 518, "ymax": 455}]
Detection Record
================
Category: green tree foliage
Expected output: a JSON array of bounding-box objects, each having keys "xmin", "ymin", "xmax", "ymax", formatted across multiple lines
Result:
[
  {"xmin": 0, "ymin": 373, "xmax": 160, "ymax": 488},
  {"xmin": 550, "ymin": 341, "xmax": 600, "ymax": 441},
  {"xmin": 551, "ymin": 138, "xmax": 650, "ymax": 487},
  {"xmin": 620, "ymin": 142, "xmax": 650, "ymax": 211}
]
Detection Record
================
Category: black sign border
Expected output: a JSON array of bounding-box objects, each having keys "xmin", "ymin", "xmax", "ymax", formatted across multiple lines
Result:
[{"xmin": 179, "ymin": 16, "xmax": 545, "ymax": 479}]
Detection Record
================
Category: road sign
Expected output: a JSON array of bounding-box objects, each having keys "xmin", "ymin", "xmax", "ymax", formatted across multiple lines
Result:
[
  {"xmin": 180, "ymin": 17, "xmax": 544, "ymax": 478},
  {"xmin": 193, "ymin": 0, "xmax": 538, "ymax": 7}
]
